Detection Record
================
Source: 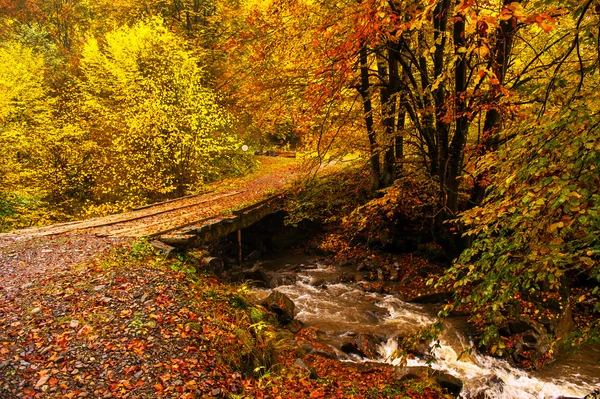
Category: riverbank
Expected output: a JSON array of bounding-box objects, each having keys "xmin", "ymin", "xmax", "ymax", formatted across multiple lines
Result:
[{"xmin": 0, "ymin": 240, "xmax": 452, "ymax": 399}]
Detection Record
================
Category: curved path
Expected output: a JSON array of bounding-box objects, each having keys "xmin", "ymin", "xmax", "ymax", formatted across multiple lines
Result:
[{"xmin": 0, "ymin": 158, "xmax": 303, "ymax": 295}]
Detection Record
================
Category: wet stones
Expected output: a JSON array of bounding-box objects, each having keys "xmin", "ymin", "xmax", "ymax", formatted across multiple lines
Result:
[
  {"xmin": 341, "ymin": 333, "xmax": 380, "ymax": 359},
  {"xmin": 292, "ymin": 358, "xmax": 319, "ymax": 379},
  {"xmin": 262, "ymin": 291, "xmax": 295, "ymax": 325},
  {"xmin": 240, "ymin": 266, "xmax": 269, "ymax": 287},
  {"xmin": 505, "ymin": 303, "xmax": 573, "ymax": 367},
  {"xmin": 267, "ymin": 271, "xmax": 297, "ymax": 288}
]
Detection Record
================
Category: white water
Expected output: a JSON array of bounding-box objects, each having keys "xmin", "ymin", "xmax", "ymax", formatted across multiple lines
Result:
[
  {"xmin": 378, "ymin": 337, "xmax": 598, "ymax": 398},
  {"xmin": 251, "ymin": 258, "xmax": 600, "ymax": 398}
]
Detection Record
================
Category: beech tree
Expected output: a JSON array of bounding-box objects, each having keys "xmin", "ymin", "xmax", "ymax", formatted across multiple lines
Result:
[{"xmin": 79, "ymin": 18, "xmax": 240, "ymax": 206}]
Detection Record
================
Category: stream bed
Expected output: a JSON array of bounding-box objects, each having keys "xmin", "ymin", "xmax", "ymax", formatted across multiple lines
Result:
[{"xmin": 248, "ymin": 254, "xmax": 600, "ymax": 399}]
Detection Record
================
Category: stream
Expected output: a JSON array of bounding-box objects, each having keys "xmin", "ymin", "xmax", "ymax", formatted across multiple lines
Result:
[{"xmin": 249, "ymin": 254, "xmax": 600, "ymax": 399}]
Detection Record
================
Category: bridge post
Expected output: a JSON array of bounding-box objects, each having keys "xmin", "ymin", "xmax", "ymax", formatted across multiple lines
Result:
[{"xmin": 237, "ymin": 229, "xmax": 242, "ymax": 266}]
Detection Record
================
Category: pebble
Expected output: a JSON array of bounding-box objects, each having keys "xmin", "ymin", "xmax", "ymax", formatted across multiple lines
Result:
[
  {"xmin": 30, "ymin": 307, "xmax": 42, "ymax": 314},
  {"xmin": 211, "ymin": 387, "xmax": 222, "ymax": 397}
]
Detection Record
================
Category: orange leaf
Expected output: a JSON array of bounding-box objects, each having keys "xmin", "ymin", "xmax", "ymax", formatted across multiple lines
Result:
[{"xmin": 154, "ymin": 383, "xmax": 163, "ymax": 391}]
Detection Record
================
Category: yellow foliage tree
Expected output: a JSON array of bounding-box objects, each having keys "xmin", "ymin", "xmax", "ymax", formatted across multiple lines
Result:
[
  {"xmin": 79, "ymin": 17, "xmax": 240, "ymax": 209},
  {"xmin": 0, "ymin": 41, "xmax": 52, "ymax": 228}
]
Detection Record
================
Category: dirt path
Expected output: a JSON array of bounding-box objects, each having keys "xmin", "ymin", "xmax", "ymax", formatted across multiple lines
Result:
[{"xmin": 0, "ymin": 157, "xmax": 302, "ymax": 297}]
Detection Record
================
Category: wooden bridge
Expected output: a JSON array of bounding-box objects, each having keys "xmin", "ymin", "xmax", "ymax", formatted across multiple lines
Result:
[{"xmin": 0, "ymin": 162, "xmax": 300, "ymax": 255}]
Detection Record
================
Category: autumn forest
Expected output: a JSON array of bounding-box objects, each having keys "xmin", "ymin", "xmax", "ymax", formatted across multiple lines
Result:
[{"xmin": 1, "ymin": 0, "xmax": 600, "ymax": 397}]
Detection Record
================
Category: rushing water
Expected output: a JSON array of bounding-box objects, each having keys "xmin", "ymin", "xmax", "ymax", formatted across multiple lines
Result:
[{"xmin": 250, "ymin": 255, "xmax": 600, "ymax": 399}]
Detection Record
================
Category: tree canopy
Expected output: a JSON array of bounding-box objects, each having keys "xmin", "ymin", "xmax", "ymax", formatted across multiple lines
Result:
[{"xmin": 0, "ymin": 0, "xmax": 599, "ymax": 362}]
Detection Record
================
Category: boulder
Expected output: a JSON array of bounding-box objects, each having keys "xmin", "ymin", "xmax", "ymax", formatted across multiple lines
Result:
[
  {"xmin": 503, "ymin": 304, "xmax": 574, "ymax": 367},
  {"xmin": 309, "ymin": 277, "xmax": 327, "ymax": 288},
  {"xmin": 292, "ymin": 358, "xmax": 318, "ymax": 379},
  {"xmin": 241, "ymin": 266, "xmax": 269, "ymax": 287},
  {"xmin": 268, "ymin": 272, "xmax": 297, "ymax": 288},
  {"xmin": 286, "ymin": 319, "xmax": 304, "ymax": 334},
  {"xmin": 341, "ymin": 333, "xmax": 380, "ymax": 359},
  {"xmin": 431, "ymin": 370, "xmax": 463, "ymax": 397},
  {"xmin": 262, "ymin": 291, "xmax": 295, "ymax": 325}
]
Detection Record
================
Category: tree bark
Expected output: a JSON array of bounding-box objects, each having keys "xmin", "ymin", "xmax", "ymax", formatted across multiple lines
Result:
[
  {"xmin": 378, "ymin": 42, "xmax": 401, "ymax": 186},
  {"xmin": 447, "ymin": 3, "xmax": 468, "ymax": 216},
  {"xmin": 358, "ymin": 43, "xmax": 381, "ymax": 190}
]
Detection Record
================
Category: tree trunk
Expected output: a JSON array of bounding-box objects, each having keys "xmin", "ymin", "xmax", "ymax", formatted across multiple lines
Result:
[
  {"xmin": 378, "ymin": 42, "xmax": 401, "ymax": 187},
  {"xmin": 470, "ymin": 0, "xmax": 522, "ymax": 207},
  {"xmin": 433, "ymin": 0, "xmax": 451, "ymax": 183},
  {"xmin": 358, "ymin": 43, "xmax": 381, "ymax": 191},
  {"xmin": 446, "ymin": 3, "xmax": 468, "ymax": 217}
]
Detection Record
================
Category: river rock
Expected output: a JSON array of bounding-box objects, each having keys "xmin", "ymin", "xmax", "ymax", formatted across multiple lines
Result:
[
  {"xmin": 341, "ymin": 333, "xmax": 380, "ymax": 359},
  {"xmin": 432, "ymin": 370, "xmax": 463, "ymax": 396},
  {"xmin": 241, "ymin": 266, "xmax": 269, "ymax": 287},
  {"xmin": 292, "ymin": 358, "xmax": 319, "ymax": 379},
  {"xmin": 268, "ymin": 271, "xmax": 297, "ymax": 288},
  {"xmin": 309, "ymin": 277, "xmax": 327, "ymax": 288},
  {"xmin": 499, "ymin": 302, "xmax": 574, "ymax": 367},
  {"xmin": 286, "ymin": 319, "xmax": 304, "ymax": 334},
  {"xmin": 262, "ymin": 291, "xmax": 295, "ymax": 325}
]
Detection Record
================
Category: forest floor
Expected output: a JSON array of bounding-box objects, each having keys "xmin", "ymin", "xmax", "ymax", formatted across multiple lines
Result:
[
  {"xmin": 0, "ymin": 243, "xmax": 449, "ymax": 399},
  {"xmin": 0, "ymin": 157, "xmax": 450, "ymax": 399}
]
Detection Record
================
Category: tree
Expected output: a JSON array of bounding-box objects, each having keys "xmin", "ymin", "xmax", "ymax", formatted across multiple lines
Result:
[
  {"xmin": 79, "ymin": 17, "xmax": 240, "ymax": 205},
  {"xmin": 434, "ymin": 0, "xmax": 600, "ymax": 362}
]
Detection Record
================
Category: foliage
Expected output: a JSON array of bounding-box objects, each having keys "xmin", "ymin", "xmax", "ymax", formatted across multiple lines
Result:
[
  {"xmin": 79, "ymin": 18, "xmax": 241, "ymax": 204},
  {"xmin": 342, "ymin": 168, "xmax": 440, "ymax": 248},
  {"xmin": 285, "ymin": 165, "xmax": 372, "ymax": 227},
  {"xmin": 439, "ymin": 93, "xmax": 600, "ymax": 351}
]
